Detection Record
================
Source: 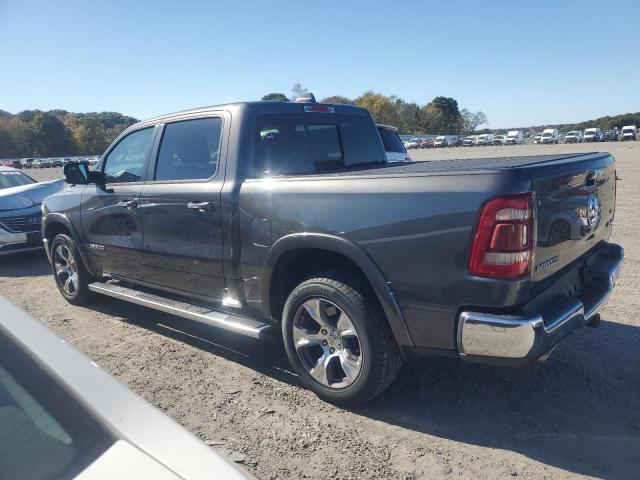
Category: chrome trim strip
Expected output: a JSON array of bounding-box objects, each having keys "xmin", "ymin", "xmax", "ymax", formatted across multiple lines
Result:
[{"xmin": 88, "ymin": 283, "xmax": 270, "ymax": 339}]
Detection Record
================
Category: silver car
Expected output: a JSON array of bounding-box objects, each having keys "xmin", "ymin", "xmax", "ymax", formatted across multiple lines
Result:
[{"xmin": 0, "ymin": 297, "xmax": 254, "ymax": 479}]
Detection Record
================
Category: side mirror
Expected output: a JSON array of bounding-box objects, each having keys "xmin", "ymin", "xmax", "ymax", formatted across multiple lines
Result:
[{"xmin": 64, "ymin": 162, "xmax": 105, "ymax": 186}]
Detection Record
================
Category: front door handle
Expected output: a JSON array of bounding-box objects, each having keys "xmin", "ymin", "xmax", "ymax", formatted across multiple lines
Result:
[
  {"xmin": 187, "ymin": 201, "xmax": 213, "ymax": 213},
  {"xmin": 116, "ymin": 200, "xmax": 138, "ymax": 210}
]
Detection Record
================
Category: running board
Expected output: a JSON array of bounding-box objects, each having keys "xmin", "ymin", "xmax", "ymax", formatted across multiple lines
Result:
[{"xmin": 88, "ymin": 282, "xmax": 272, "ymax": 339}]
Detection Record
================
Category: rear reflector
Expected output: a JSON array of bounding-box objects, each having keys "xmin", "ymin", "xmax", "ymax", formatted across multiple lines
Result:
[{"xmin": 469, "ymin": 193, "xmax": 534, "ymax": 278}]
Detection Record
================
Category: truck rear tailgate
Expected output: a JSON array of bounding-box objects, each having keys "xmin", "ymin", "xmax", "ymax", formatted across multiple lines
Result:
[{"xmin": 529, "ymin": 152, "xmax": 616, "ymax": 281}]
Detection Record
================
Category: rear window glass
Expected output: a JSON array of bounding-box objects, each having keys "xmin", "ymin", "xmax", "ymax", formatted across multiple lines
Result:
[
  {"xmin": 377, "ymin": 128, "xmax": 406, "ymax": 154},
  {"xmin": 254, "ymin": 113, "xmax": 384, "ymax": 177}
]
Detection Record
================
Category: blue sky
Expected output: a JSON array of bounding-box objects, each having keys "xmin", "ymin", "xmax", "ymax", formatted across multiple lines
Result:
[{"xmin": 1, "ymin": 0, "xmax": 638, "ymax": 128}]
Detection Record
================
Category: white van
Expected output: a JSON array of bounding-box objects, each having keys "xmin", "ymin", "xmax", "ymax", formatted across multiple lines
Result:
[
  {"xmin": 564, "ymin": 130, "xmax": 583, "ymax": 143},
  {"xmin": 621, "ymin": 125, "xmax": 637, "ymax": 141},
  {"xmin": 462, "ymin": 135, "xmax": 477, "ymax": 146},
  {"xmin": 583, "ymin": 128, "xmax": 602, "ymax": 142},
  {"xmin": 434, "ymin": 135, "xmax": 455, "ymax": 147},
  {"xmin": 475, "ymin": 133, "xmax": 495, "ymax": 146},
  {"xmin": 505, "ymin": 130, "xmax": 524, "ymax": 145},
  {"xmin": 541, "ymin": 128, "xmax": 559, "ymax": 144}
]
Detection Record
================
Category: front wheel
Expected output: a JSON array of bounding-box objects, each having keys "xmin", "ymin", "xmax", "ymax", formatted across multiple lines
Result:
[
  {"xmin": 282, "ymin": 273, "xmax": 402, "ymax": 405},
  {"xmin": 50, "ymin": 233, "xmax": 95, "ymax": 305}
]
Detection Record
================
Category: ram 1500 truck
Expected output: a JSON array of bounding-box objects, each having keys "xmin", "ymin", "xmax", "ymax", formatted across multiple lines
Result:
[{"xmin": 42, "ymin": 96, "xmax": 624, "ymax": 405}]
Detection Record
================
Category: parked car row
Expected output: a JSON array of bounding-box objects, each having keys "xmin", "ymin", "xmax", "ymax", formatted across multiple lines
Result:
[
  {"xmin": 403, "ymin": 125, "xmax": 637, "ymax": 149},
  {"xmin": 0, "ymin": 156, "xmax": 101, "ymax": 169}
]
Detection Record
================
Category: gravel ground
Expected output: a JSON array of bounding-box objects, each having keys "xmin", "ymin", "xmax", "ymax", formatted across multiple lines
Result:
[{"xmin": 3, "ymin": 143, "xmax": 639, "ymax": 479}]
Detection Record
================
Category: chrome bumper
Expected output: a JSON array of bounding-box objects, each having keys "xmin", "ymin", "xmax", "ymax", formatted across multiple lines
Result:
[{"xmin": 457, "ymin": 243, "xmax": 624, "ymax": 362}]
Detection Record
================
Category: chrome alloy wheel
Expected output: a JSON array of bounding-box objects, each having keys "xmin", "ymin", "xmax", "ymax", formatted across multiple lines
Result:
[
  {"xmin": 292, "ymin": 298, "xmax": 363, "ymax": 389},
  {"xmin": 54, "ymin": 244, "xmax": 78, "ymax": 296}
]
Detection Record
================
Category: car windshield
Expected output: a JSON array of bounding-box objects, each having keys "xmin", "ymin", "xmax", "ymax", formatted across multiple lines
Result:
[
  {"xmin": 622, "ymin": 128, "xmax": 634, "ymax": 133},
  {"xmin": 585, "ymin": 130, "xmax": 596, "ymax": 134},
  {"xmin": 0, "ymin": 171, "xmax": 37, "ymax": 189},
  {"xmin": 0, "ymin": 332, "xmax": 114, "ymax": 479},
  {"xmin": 378, "ymin": 128, "xmax": 407, "ymax": 154},
  {"xmin": 542, "ymin": 133, "xmax": 552, "ymax": 137}
]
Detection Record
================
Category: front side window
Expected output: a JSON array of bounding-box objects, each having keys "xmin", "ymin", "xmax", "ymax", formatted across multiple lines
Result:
[
  {"xmin": 103, "ymin": 127, "xmax": 154, "ymax": 183},
  {"xmin": 155, "ymin": 117, "xmax": 222, "ymax": 181}
]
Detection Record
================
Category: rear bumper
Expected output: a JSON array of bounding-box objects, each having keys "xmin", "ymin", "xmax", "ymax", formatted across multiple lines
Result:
[{"xmin": 457, "ymin": 242, "xmax": 623, "ymax": 365}]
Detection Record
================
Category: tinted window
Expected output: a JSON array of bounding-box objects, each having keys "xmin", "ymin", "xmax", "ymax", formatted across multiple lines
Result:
[
  {"xmin": 377, "ymin": 128, "xmax": 406, "ymax": 154},
  {"xmin": 254, "ymin": 113, "xmax": 384, "ymax": 177},
  {"xmin": 0, "ymin": 172, "xmax": 36, "ymax": 189},
  {"xmin": 103, "ymin": 127, "xmax": 154, "ymax": 183},
  {"xmin": 155, "ymin": 117, "xmax": 222, "ymax": 181},
  {"xmin": 0, "ymin": 333, "xmax": 113, "ymax": 480},
  {"xmin": 340, "ymin": 116, "xmax": 385, "ymax": 166}
]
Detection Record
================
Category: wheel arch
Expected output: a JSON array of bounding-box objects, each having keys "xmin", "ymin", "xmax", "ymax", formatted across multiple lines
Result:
[
  {"xmin": 262, "ymin": 233, "xmax": 414, "ymax": 346},
  {"xmin": 43, "ymin": 213, "xmax": 96, "ymax": 277}
]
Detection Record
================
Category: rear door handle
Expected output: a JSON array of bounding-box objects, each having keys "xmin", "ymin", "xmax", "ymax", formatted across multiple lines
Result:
[
  {"xmin": 187, "ymin": 201, "xmax": 213, "ymax": 212},
  {"xmin": 116, "ymin": 200, "xmax": 138, "ymax": 210}
]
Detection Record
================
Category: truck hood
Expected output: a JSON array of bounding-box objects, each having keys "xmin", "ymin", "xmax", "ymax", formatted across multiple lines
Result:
[{"xmin": 0, "ymin": 179, "xmax": 64, "ymax": 212}]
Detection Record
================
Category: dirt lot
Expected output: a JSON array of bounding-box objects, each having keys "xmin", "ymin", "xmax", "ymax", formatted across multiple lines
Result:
[{"xmin": 3, "ymin": 143, "xmax": 639, "ymax": 479}]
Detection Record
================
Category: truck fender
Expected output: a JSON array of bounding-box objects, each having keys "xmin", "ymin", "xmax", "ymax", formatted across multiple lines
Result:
[
  {"xmin": 43, "ymin": 213, "xmax": 97, "ymax": 278},
  {"xmin": 262, "ymin": 233, "xmax": 414, "ymax": 346}
]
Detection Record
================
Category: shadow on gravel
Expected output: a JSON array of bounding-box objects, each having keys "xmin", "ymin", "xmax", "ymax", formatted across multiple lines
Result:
[
  {"xmin": 0, "ymin": 250, "xmax": 50, "ymax": 277},
  {"xmin": 86, "ymin": 295, "xmax": 298, "ymax": 386},
  {"xmin": 353, "ymin": 319, "xmax": 640, "ymax": 480},
  {"xmin": 78, "ymin": 294, "xmax": 639, "ymax": 479}
]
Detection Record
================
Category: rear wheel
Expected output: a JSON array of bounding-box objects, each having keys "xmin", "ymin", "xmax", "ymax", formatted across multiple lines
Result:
[
  {"xmin": 282, "ymin": 272, "xmax": 402, "ymax": 405},
  {"xmin": 50, "ymin": 234, "xmax": 94, "ymax": 305}
]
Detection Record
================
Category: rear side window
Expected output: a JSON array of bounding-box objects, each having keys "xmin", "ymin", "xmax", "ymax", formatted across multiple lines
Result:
[
  {"xmin": 155, "ymin": 117, "xmax": 222, "ymax": 181},
  {"xmin": 377, "ymin": 128, "xmax": 406, "ymax": 153},
  {"xmin": 254, "ymin": 113, "xmax": 384, "ymax": 177}
]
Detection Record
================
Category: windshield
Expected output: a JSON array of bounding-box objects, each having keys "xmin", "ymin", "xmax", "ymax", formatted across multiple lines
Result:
[
  {"xmin": 585, "ymin": 129, "xmax": 596, "ymax": 135},
  {"xmin": 622, "ymin": 128, "xmax": 634, "ymax": 133},
  {"xmin": 567, "ymin": 132, "xmax": 577, "ymax": 136},
  {"xmin": 0, "ymin": 171, "xmax": 37, "ymax": 189},
  {"xmin": 378, "ymin": 128, "xmax": 407, "ymax": 153},
  {"xmin": 0, "ymin": 332, "xmax": 113, "ymax": 480},
  {"xmin": 542, "ymin": 132, "xmax": 552, "ymax": 137}
]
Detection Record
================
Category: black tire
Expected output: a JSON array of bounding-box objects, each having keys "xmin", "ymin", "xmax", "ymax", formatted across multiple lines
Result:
[
  {"xmin": 282, "ymin": 272, "xmax": 402, "ymax": 405},
  {"xmin": 50, "ymin": 233, "xmax": 95, "ymax": 305}
]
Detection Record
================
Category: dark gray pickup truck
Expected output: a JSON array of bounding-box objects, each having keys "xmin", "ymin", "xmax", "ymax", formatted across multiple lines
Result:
[{"xmin": 42, "ymin": 96, "xmax": 624, "ymax": 404}]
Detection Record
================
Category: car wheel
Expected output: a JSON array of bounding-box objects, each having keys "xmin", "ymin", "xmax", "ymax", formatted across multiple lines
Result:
[
  {"xmin": 50, "ymin": 233, "xmax": 94, "ymax": 305},
  {"xmin": 282, "ymin": 272, "xmax": 402, "ymax": 405}
]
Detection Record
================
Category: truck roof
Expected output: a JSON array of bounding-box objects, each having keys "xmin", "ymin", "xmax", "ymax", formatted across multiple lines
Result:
[{"xmin": 134, "ymin": 100, "xmax": 368, "ymax": 129}]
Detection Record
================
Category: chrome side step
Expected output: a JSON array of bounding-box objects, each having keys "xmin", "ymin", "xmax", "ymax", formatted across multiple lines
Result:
[{"xmin": 88, "ymin": 282, "xmax": 272, "ymax": 339}]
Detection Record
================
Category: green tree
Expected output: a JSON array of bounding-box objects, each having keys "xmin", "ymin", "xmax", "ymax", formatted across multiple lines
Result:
[
  {"xmin": 421, "ymin": 96, "xmax": 463, "ymax": 134},
  {"xmin": 353, "ymin": 91, "xmax": 400, "ymax": 126},
  {"xmin": 321, "ymin": 95, "xmax": 353, "ymax": 104},
  {"xmin": 261, "ymin": 93, "xmax": 289, "ymax": 102}
]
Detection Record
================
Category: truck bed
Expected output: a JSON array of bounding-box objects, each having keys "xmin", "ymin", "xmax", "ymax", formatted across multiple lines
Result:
[{"xmin": 330, "ymin": 152, "xmax": 604, "ymax": 176}]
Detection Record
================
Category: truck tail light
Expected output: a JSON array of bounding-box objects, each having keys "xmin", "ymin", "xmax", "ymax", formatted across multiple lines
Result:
[{"xmin": 469, "ymin": 193, "xmax": 534, "ymax": 278}]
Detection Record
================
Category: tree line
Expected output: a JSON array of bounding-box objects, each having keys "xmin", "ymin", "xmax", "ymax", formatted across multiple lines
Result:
[
  {"xmin": 0, "ymin": 109, "xmax": 137, "ymax": 158},
  {"xmin": 263, "ymin": 88, "xmax": 488, "ymax": 135}
]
